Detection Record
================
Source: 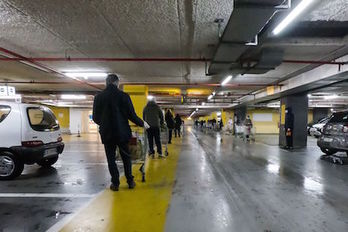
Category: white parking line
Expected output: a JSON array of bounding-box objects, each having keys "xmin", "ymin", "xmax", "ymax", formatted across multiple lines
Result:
[
  {"xmin": 46, "ymin": 191, "xmax": 104, "ymax": 232},
  {"xmin": 0, "ymin": 193, "xmax": 96, "ymax": 198}
]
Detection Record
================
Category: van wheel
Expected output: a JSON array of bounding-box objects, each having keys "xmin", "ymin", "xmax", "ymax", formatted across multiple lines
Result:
[
  {"xmin": 37, "ymin": 156, "xmax": 59, "ymax": 168},
  {"xmin": 0, "ymin": 151, "xmax": 24, "ymax": 180},
  {"xmin": 320, "ymin": 148, "xmax": 336, "ymax": 155}
]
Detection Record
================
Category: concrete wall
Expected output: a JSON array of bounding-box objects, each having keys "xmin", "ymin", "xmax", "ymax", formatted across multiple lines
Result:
[
  {"xmin": 198, "ymin": 108, "xmax": 315, "ymax": 135},
  {"xmin": 69, "ymin": 108, "xmax": 96, "ymax": 134},
  {"xmin": 247, "ymin": 109, "xmax": 280, "ymax": 134}
]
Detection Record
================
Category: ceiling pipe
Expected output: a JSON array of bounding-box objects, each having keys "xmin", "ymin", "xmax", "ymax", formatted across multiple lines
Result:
[
  {"xmin": 1, "ymin": 81, "xmax": 277, "ymax": 87},
  {"xmin": 0, "ymin": 57, "xmax": 210, "ymax": 62},
  {"xmin": 0, "ymin": 56, "xmax": 345, "ymax": 66},
  {"xmin": 0, "ymin": 47, "xmax": 102, "ymax": 90}
]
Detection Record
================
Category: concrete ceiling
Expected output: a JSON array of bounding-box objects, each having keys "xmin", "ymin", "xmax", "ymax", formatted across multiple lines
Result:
[{"xmin": 0, "ymin": 0, "xmax": 347, "ymax": 116}]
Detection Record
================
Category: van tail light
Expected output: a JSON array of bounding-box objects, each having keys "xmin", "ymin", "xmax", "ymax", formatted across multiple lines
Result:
[
  {"xmin": 343, "ymin": 124, "xmax": 348, "ymax": 133},
  {"xmin": 22, "ymin": 140, "xmax": 44, "ymax": 147},
  {"xmin": 57, "ymin": 136, "xmax": 63, "ymax": 142}
]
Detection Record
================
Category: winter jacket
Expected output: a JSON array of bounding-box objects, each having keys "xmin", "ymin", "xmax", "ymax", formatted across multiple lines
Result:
[
  {"xmin": 174, "ymin": 115, "xmax": 182, "ymax": 129},
  {"xmin": 165, "ymin": 111, "xmax": 175, "ymax": 129},
  {"xmin": 93, "ymin": 84, "xmax": 144, "ymax": 144},
  {"xmin": 143, "ymin": 101, "xmax": 164, "ymax": 128}
]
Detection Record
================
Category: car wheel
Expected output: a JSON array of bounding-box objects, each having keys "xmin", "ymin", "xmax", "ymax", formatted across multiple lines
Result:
[
  {"xmin": 37, "ymin": 156, "xmax": 59, "ymax": 168},
  {"xmin": 0, "ymin": 151, "xmax": 24, "ymax": 180},
  {"xmin": 320, "ymin": 148, "xmax": 336, "ymax": 156}
]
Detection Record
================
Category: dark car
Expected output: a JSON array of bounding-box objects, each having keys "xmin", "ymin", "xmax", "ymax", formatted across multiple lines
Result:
[{"xmin": 317, "ymin": 111, "xmax": 348, "ymax": 155}]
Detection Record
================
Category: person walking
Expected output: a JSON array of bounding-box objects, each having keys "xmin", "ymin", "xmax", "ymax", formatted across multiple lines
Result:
[
  {"xmin": 244, "ymin": 115, "xmax": 253, "ymax": 141},
  {"xmin": 93, "ymin": 74, "xmax": 149, "ymax": 191},
  {"xmin": 174, "ymin": 114, "xmax": 182, "ymax": 137},
  {"xmin": 143, "ymin": 98, "xmax": 164, "ymax": 158},
  {"xmin": 285, "ymin": 107, "xmax": 294, "ymax": 149},
  {"xmin": 165, "ymin": 109, "xmax": 175, "ymax": 144}
]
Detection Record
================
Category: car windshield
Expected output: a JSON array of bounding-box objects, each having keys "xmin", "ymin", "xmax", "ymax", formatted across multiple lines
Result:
[
  {"xmin": 27, "ymin": 107, "xmax": 59, "ymax": 131},
  {"xmin": 318, "ymin": 117, "xmax": 329, "ymax": 124},
  {"xmin": 328, "ymin": 112, "xmax": 348, "ymax": 123},
  {"xmin": 0, "ymin": 105, "xmax": 11, "ymax": 123}
]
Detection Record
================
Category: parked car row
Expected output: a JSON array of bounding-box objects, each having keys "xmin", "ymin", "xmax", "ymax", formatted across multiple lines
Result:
[
  {"xmin": 0, "ymin": 102, "xmax": 64, "ymax": 180},
  {"xmin": 308, "ymin": 116, "xmax": 331, "ymax": 138},
  {"xmin": 317, "ymin": 111, "xmax": 348, "ymax": 156}
]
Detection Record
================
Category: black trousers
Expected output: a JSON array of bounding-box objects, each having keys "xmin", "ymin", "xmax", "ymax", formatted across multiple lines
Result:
[
  {"xmin": 104, "ymin": 142, "xmax": 133, "ymax": 186},
  {"xmin": 168, "ymin": 129, "xmax": 173, "ymax": 143},
  {"xmin": 286, "ymin": 135, "xmax": 293, "ymax": 148},
  {"xmin": 147, "ymin": 127, "xmax": 162, "ymax": 154},
  {"xmin": 174, "ymin": 127, "xmax": 181, "ymax": 137}
]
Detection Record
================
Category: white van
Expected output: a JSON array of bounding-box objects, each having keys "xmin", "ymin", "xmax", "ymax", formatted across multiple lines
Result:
[{"xmin": 0, "ymin": 102, "xmax": 64, "ymax": 180}]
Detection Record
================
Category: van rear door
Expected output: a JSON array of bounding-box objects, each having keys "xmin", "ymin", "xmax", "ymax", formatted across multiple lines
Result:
[{"xmin": 22, "ymin": 106, "xmax": 61, "ymax": 144}]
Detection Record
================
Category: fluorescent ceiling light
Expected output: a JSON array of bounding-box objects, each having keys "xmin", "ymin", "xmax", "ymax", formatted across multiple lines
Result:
[
  {"xmin": 147, "ymin": 95, "xmax": 154, "ymax": 100},
  {"xmin": 208, "ymin": 95, "xmax": 213, "ymax": 100},
  {"xmin": 273, "ymin": 0, "xmax": 314, "ymax": 35},
  {"xmin": 324, "ymin": 94, "xmax": 338, "ymax": 100},
  {"xmin": 64, "ymin": 72, "xmax": 108, "ymax": 80},
  {"xmin": 221, "ymin": 75, "xmax": 232, "ymax": 86},
  {"xmin": 189, "ymin": 111, "xmax": 196, "ymax": 118},
  {"xmin": 61, "ymin": 94, "xmax": 86, "ymax": 100}
]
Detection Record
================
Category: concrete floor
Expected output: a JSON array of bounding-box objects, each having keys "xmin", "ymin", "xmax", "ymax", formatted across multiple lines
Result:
[
  {"xmin": 1, "ymin": 129, "xmax": 348, "ymax": 231},
  {"xmin": 0, "ymin": 134, "xmax": 112, "ymax": 231}
]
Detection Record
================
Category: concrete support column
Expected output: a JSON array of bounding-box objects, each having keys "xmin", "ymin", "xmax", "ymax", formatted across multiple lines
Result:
[
  {"xmin": 123, "ymin": 85, "xmax": 148, "ymax": 121},
  {"xmin": 234, "ymin": 106, "xmax": 247, "ymax": 125},
  {"xmin": 279, "ymin": 93, "xmax": 308, "ymax": 148},
  {"xmin": 313, "ymin": 108, "xmax": 329, "ymax": 123}
]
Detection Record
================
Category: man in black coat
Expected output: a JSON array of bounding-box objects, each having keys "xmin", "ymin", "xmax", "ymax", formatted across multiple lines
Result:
[
  {"xmin": 285, "ymin": 107, "xmax": 294, "ymax": 149},
  {"xmin": 93, "ymin": 74, "xmax": 149, "ymax": 191},
  {"xmin": 165, "ymin": 109, "xmax": 175, "ymax": 144}
]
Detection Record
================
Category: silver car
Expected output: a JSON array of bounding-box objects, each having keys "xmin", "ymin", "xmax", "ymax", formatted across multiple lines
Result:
[{"xmin": 317, "ymin": 111, "xmax": 348, "ymax": 155}]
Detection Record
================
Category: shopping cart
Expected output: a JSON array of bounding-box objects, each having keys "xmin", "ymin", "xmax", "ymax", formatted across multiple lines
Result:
[
  {"xmin": 160, "ymin": 125, "xmax": 169, "ymax": 156},
  {"xmin": 116, "ymin": 125, "xmax": 148, "ymax": 182}
]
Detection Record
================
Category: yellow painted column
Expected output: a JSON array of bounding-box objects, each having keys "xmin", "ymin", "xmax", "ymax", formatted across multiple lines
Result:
[
  {"xmin": 221, "ymin": 109, "xmax": 227, "ymax": 125},
  {"xmin": 47, "ymin": 106, "xmax": 70, "ymax": 132},
  {"xmin": 123, "ymin": 85, "xmax": 148, "ymax": 121}
]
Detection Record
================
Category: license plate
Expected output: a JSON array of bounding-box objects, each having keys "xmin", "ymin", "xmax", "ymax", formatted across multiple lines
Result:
[
  {"xmin": 323, "ymin": 137, "xmax": 333, "ymax": 142},
  {"xmin": 45, "ymin": 148, "xmax": 57, "ymax": 156}
]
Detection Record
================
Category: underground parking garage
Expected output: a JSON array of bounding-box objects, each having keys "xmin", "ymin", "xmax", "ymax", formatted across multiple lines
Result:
[{"xmin": 0, "ymin": 0, "xmax": 348, "ymax": 231}]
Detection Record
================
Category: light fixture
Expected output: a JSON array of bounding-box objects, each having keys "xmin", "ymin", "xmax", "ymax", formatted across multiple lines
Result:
[
  {"xmin": 147, "ymin": 95, "xmax": 154, "ymax": 100},
  {"xmin": 307, "ymin": 94, "xmax": 311, "ymax": 98},
  {"xmin": 196, "ymin": 108, "xmax": 199, "ymax": 111},
  {"xmin": 202, "ymin": 102, "xmax": 206, "ymax": 106},
  {"xmin": 221, "ymin": 75, "xmax": 232, "ymax": 86},
  {"xmin": 208, "ymin": 95, "xmax": 213, "ymax": 100},
  {"xmin": 189, "ymin": 111, "xmax": 196, "ymax": 118},
  {"xmin": 273, "ymin": 0, "xmax": 314, "ymax": 35},
  {"xmin": 61, "ymin": 94, "xmax": 86, "ymax": 100},
  {"xmin": 64, "ymin": 72, "xmax": 108, "ymax": 80},
  {"xmin": 324, "ymin": 94, "xmax": 338, "ymax": 100}
]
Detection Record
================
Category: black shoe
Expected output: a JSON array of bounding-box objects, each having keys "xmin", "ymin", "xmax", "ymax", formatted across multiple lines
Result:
[
  {"xmin": 110, "ymin": 183, "xmax": 119, "ymax": 191},
  {"xmin": 128, "ymin": 181, "xmax": 136, "ymax": 189}
]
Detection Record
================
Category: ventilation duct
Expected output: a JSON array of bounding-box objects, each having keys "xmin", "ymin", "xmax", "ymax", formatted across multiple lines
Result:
[
  {"xmin": 208, "ymin": 0, "xmax": 288, "ymax": 75},
  {"xmin": 240, "ymin": 48, "xmax": 284, "ymax": 74}
]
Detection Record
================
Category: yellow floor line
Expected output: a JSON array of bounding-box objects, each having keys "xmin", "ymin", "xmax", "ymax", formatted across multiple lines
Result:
[{"xmin": 60, "ymin": 139, "xmax": 182, "ymax": 232}]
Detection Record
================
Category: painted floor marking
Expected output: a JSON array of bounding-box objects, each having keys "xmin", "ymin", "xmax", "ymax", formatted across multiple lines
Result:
[
  {"xmin": 58, "ymin": 140, "xmax": 182, "ymax": 232},
  {"xmin": 0, "ymin": 193, "xmax": 96, "ymax": 198}
]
